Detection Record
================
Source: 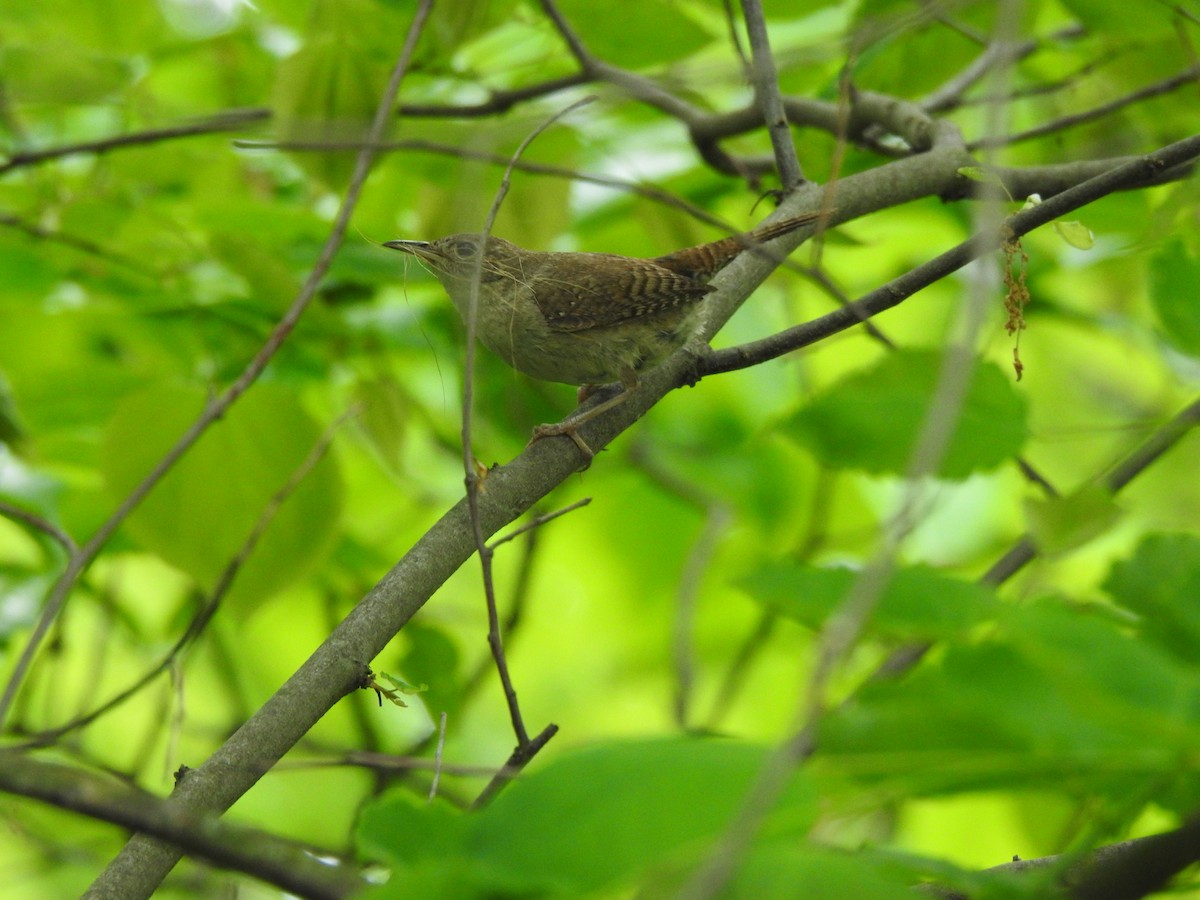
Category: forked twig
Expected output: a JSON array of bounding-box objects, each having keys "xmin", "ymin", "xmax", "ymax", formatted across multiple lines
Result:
[{"xmin": 458, "ymin": 96, "xmax": 593, "ymax": 788}]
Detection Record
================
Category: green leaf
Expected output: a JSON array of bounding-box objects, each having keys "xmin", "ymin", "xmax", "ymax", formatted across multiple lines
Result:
[
  {"xmin": 1150, "ymin": 240, "xmax": 1200, "ymax": 356},
  {"xmin": 739, "ymin": 562, "xmax": 993, "ymax": 640},
  {"xmin": 957, "ymin": 166, "xmax": 1008, "ymax": 194},
  {"xmin": 272, "ymin": 3, "xmax": 389, "ymax": 188},
  {"xmin": 359, "ymin": 739, "xmax": 817, "ymax": 896},
  {"xmin": 100, "ymin": 383, "xmax": 342, "ymax": 610},
  {"xmin": 850, "ymin": 4, "xmax": 983, "ymax": 96},
  {"xmin": 731, "ymin": 844, "xmax": 934, "ymax": 900},
  {"xmin": 0, "ymin": 307, "xmax": 154, "ymax": 452},
  {"xmin": 353, "ymin": 375, "xmax": 411, "ymax": 473},
  {"xmin": 820, "ymin": 599, "xmax": 1200, "ymax": 793},
  {"xmin": 783, "ymin": 350, "xmax": 1027, "ymax": 479},
  {"xmin": 1105, "ymin": 533, "xmax": 1200, "ymax": 663},
  {"xmin": 1052, "ymin": 220, "xmax": 1094, "ymax": 250},
  {"xmin": 1025, "ymin": 483, "xmax": 1123, "ymax": 556},
  {"xmin": 425, "ymin": 0, "xmax": 506, "ymax": 52},
  {"xmin": 357, "ymin": 796, "xmax": 468, "ymax": 875}
]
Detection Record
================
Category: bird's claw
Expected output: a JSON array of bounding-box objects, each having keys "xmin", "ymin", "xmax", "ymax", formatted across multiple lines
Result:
[{"xmin": 529, "ymin": 422, "xmax": 595, "ymax": 469}]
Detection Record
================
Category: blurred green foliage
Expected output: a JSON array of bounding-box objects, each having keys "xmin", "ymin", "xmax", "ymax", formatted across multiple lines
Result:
[{"xmin": 1, "ymin": 0, "xmax": 1199, "ymax": 897}]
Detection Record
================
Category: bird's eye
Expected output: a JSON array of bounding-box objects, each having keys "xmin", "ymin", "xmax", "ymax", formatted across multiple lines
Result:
[{"xmin": 453, "ymin": 240, "xmax": 477, "ymax": 259}]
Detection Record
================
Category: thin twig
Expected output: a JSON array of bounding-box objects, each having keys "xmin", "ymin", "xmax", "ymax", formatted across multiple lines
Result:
[
  {"xmin": 741, "ymin": 0, "xmax": 804, "ymax": 190},
  {"xmin": 980, "ymin": 393, "xmax": 1200, "ymax": 588},
  {"xmin": 538, "ymin": 0, "xmax": 595, "ymax": 71},
  {"xmin": 0, "ymin": 109, "xmax": 269, "ymax": 176},
  {"xmin": 428, "ymin": 712, "xmax": 448, "ymax": 801},
  {"xmin": 237, "ymin": 137, "xmax": 735, "ymax": 230},
  {"xmin": 920, "ymin": 40, "xmax": 1028, "ymax": 112},
  {"xmin": 471, "ymin": 722, "xmax": 559, "ymax": 809},
  {"xmin": 706, "ymin": 612, "xmax": 778, "ymax": 729},
  {"xmin": 459, "ymin": 524, "xmax": 543, "ymax": 706},
  {"xmin": 487, "ymin": 498, "xmax": 591, "ymax": 549},
  {"xmin": 969, "ymin": 66, "xmax": 1200, "ymax": 150},
  {"xmin": 460, "ymin": 96, "xmax": 592, "ymax": 752},
  {"xmin": 872, "ymin": 404, "xmax": 1200, "ymax": 683},
  {"xmin": 0, "ymin": 211, "xmax": 157, "ymax": 277},
  {"xmin": 0, "ymin": 499, "xmax": 77, "ymax": 554},
  {"xmin": 919, "ymin": 25, "xmax": 1085, "ymax": 113},
  {"xmin": 290, "ymin": 750, "xmax": 504, "ymax": 779},
  {"xmin": 721, "ymin": 0, "xmax": 752, "ymax": 77},
  {"xmin": 397, "ymin": 73, "xmax": 589, "ymax": 117}
]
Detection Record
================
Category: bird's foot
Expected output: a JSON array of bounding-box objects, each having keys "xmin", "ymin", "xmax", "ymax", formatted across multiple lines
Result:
[
  {"xmin": 528, "ymin": 379, "xmax": 635, "ymax": 469},
  {"xmin": 529, "ymin": 421, "xmax": 595, "ymax": 468},
  {"xmin": 682, "ymin": 352, "xmax": 708, "ymax": 388}
]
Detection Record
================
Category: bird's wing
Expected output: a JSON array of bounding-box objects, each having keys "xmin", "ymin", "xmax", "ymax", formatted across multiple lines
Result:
[{"xmin": 531, "ymin": 255, "xmax": 713, "ymax": 333}]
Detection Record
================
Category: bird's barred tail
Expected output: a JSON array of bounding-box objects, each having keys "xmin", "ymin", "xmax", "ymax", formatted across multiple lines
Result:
[
  {"xmin": 747, "ymin": 210, "xmax": 824, "ymax": 245},
  {"xmin": 652, "ymin": 210, "xmax": 825, "ymax": 281}
]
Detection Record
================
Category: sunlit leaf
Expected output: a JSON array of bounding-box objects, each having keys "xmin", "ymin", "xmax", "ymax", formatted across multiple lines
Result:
[{"xmin": 1052, "ymin": 219, "xmax": 1094, "ymax": 250}]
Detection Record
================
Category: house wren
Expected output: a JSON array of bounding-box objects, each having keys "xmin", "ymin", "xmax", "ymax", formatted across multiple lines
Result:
[{"xmin": 384, "ymin": 211, "xmax": 821, "ymax": 457}]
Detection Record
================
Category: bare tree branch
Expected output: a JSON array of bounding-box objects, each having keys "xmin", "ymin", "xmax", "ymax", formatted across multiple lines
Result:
[
  {"xmin": 920, "ymin": 25, "xmax": 1086, "ymax": 112},
  {"xmin": 700, "ymin": 133, "xmax": 1200, "ymax": 379},
  {"xmin": 920, "ymin": 818, "xmax": 1200, "ymax": 899},
  {"xmin": 0, "ymin": 753, "xmax": 360, "ymax": 899}
]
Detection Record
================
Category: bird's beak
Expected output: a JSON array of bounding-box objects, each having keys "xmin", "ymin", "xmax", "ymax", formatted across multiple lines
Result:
[{"xmin": 383, "ymin": 239, "xmax": 432, "ymax": 257}]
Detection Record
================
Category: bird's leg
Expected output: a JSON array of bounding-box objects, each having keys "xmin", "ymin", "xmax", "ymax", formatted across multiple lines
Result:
[
  {"xmin": 529, "ymin": 370, "xmax": 639, "ymax": 462},
  {"xmin": 576, "ymin": 382, "xmax": 602, "ymax": 404}
]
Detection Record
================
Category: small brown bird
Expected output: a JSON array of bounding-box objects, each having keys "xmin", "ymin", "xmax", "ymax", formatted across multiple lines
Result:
[{"xmin": 385, "ymin": 212, "xmax": 821, "ymax": 457}]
